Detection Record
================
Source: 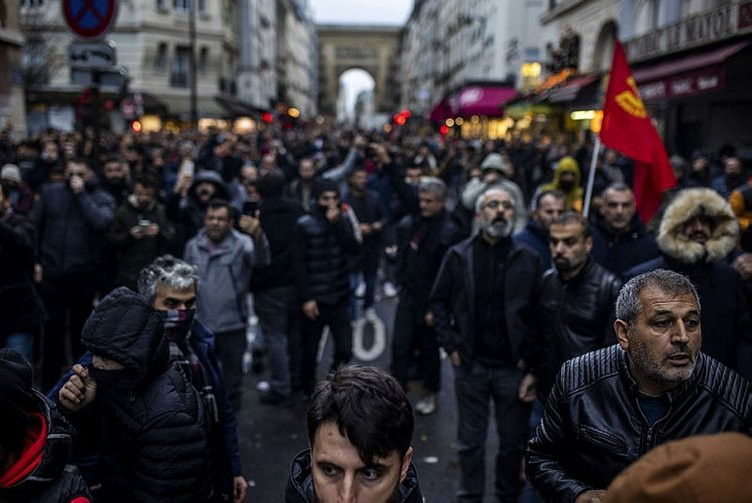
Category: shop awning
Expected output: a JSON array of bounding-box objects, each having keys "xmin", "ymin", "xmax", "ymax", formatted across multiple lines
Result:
[
  {"xmin": 215, "ymin": 96, "xmax": 258, "ymax": 118},
  {"xmin": 158, "ymin": 95, "xmax": 227, "ymax": 119},
  {"xmin": 546, "ymin": 74, "xmax": 600, "ymax": 103},
  {"xmin": 633, "ymin": 39, "xmax": 751, "ymax": 101},
  {"xmin": 454, "ymin": 86, "xmax": 518, "ymax": 117},
  {"xmin": 429, "ymin": 98, "xmax": 452, "ymax": 122}
]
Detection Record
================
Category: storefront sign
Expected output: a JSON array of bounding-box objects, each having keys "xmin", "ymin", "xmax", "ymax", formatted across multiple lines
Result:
[
  {"xmin": 625, "ymin": 1, "xmax": 751, "ymax": 62},
  {"xmin": 637, "ymin": 67, "xmax": 724, "ymax": 102}
]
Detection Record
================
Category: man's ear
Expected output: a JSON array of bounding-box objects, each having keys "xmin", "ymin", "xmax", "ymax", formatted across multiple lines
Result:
[
  {"xmin": 584, "ymin": 235, "xmax": 593, "ymax": 254},
  {"xmin": 614, "ymin": 319, "xmax": 630, "ymax": 350},
  {"xmin": 399, "ymin": 447, "xmax": 414, "ymax": 483}
]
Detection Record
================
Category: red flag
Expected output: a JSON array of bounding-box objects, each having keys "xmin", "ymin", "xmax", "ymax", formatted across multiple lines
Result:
[{"xmin": 600, "ymin": 40, "xmax": 676, "ymax": 223}]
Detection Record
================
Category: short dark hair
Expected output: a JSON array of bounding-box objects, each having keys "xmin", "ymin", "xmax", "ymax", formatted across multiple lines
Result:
[
  {"xmin": 256, "ymin": 171, "xmax": 286, "ymax": 198},
  {"xmin": 133, "ymin": 173, "xmax": 159, "ymax": 191},
  {"xmin": 207, "ymin": 198, "xmax": 233, "ymax": 217},
  {"xmin": 307, "ymin": 365, "xmax": 414, "ymax": 463},
  {"xmin": 616, "ymin": 269, "xmax": 700, "ymax": 327},
  {"xmin": 604, "ymin": 182, "xmax": 633, "ymax": 197},
  {"xmin": 535, "ymin": 189, "xmax": 566, "ymax": 210},
  {"xmin": 551, "ymin": 210, "xmax": 591, "ymax": 238}
]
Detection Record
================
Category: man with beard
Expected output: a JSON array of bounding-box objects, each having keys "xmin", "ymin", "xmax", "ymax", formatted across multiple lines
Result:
[
  {"xmin": 624, "ymin": 188, "xmax": 752, "ymax": 379},
  {"xmin": 536, "ymin": 212, "xmax": 621, "ymax": 397},
  {"xmin": 431, "ymin": 187, "xmax": 542, "ymax": 502},
  {"xmin": 527, "ymin": 269, "xmax": 752, "ymax": 503},
  {"xmin": 99, "ymin": 155, "xmax": 131, "ymax": 207},
  {"xmin": 285, "ymin": 365, "xmax": 423, "ymax": 503},
  {"xmin": 711, "ymin": 155, "xmax": 745, "ymax": 200},
  {"xmin": 286, "ymin": 158, "xmax": 318, "ymax": 211}
]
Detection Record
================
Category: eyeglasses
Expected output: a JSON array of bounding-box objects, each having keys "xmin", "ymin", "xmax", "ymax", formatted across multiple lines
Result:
[{"xmin": 483, "ymin": 200, "xmax": 514, "ymax": 211}]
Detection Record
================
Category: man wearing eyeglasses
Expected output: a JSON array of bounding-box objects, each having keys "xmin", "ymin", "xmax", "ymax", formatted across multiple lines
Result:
[{"xmin": 431, "ymin": 186, "xmax": 543, "ymax": 503}]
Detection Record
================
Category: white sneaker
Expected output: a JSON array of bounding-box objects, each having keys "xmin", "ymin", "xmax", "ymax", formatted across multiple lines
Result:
[
  {"xmin": 364, "ymin": 307, "xmax": 377, "ymax": 320},
  {"xmin": 355, "ymin": 282, "xmax": 366, "ymax": 298},
  {"xmin": 382, "ymin": 281, "xmax": 397, "ymax": 298},
  {"xmin": 415, "ymin": 393, "xmax": 437, "ymax": 415}
]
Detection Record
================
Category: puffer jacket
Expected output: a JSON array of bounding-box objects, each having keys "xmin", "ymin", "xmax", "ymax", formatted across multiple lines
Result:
[
  {"xmin": 527, "ymin": 346, "xmax": 752, "ymax": 503},
  {"xmin": 79, "ymin": 287, "xmax": 211, "ymax": 502},
  {"xmin": 285, "ymin": 450, "xmax": 423, "ymax": 503},
  {"xmin": 31, "ymin": 181, "xmax": 115, "ymax": 277},
  {"xmin": 293, "ymin": 206, "xmax": 361, "ymax": 305},
  {"xmin": 536, "ymin": 258, "xmax": 621, "ymax": 396},
  {"xmin": 0, "ymin": 390, "xmax": 91, "ymax": 503}
]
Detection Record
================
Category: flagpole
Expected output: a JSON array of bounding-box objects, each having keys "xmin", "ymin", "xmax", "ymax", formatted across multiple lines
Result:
[{"xmin": 583, "ymin": 136, "xmax": 601, "ymax": 218}]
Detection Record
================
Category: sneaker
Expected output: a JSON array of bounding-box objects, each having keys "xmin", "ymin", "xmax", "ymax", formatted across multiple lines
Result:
[
  {"xmin": 355, "ymin": 281, "xmax": 366, "ymax": 298},
  {"xmin": 415, "ymin": 393, "xmax": 437, "ymax": 415},
  {"xmin": 364, "ymin": 307, "xmax": 377, "ymax": 320},
  {"xmin": 382, "ymin": 281, "xmax": 397, "ymax": 298}
]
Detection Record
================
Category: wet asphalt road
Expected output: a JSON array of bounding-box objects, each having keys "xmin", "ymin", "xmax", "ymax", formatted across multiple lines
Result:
[{"xmin": 235, "ymin": 297, "xmax": 502, "ymax": 502}]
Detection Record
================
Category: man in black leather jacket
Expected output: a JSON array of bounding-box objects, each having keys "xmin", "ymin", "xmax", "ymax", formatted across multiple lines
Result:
[
  {"xmin": 536, "ymin": 212, "xmax": 621, "ymax": 397},
  {"xmin": 527, "ymin": 269, "xmax": 752, "ymax": 503}
]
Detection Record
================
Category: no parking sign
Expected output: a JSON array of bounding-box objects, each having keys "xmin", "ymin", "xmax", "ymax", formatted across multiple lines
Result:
[{"xmin": 62, "ymin": 0, "xmax": 118, "ymax": 40}]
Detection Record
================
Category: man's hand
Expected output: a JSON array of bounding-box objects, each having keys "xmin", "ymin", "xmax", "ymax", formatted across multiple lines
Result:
[
  {"xmin": 69, "ymin": 174, "xmax": 85, "ymax": 194},
  {"xmin": 143, "ymin": 223, "xmax": 160, "ymax": 237},
  {"xmin": 359, "ymin": 223, "xmax": 372, "ymax": 235},
  {"xmin": 303, "ymin": 300, "xmax": 319, "ymax": 320},
  {"xmin": 34, "ymin": 263, "xmax": 43, "ymax": 283},
  {"xmin": 239, "ymin": 212, "xmax": 262, "ymax": 240},
  {"xmin": 449, "ymin": 351, "xmax": 461, "ymax": 366},
  {"xmin": 424, "ymin": 310, "xmax": 434, "ymax": 327},
  {"xmin": 129, "ymin": 225, "xmax": 146, "ymax": 239},
  {"xmin": 59, "ymin": 364, "xmax": 97, "ymax": 412},
  {"xmin": 233, "ymin": 476, "xmax": 248, "ymax": 502},
  {"xmin": 173, "ymin": 172, "xmax": 193, "ymax": 197},
  {"xmin": 371, "ymin": 221, "xmax": 383, "ymax": 233},
  {"xmin": 733, "ymin": 252, "xmax": 752, "ymax": 281},
  {"xmin": 517, "ymin": 373, "xmax": 537, "ymax": 402},
  {"xmin": 575, "ymin": 489, "xmax": 606, "ymax": 503},
  {"xmin": 325, "ymin": 206, "xmax": 340, "ymax": 222}
]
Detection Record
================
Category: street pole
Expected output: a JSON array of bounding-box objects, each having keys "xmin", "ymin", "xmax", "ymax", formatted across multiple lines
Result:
[
  {"xmin": 91, "ymin": 69, "xmax": 101, "ymax": 172},
  {"xmin": 189, "ymin": 0, "xmax": 198, "ymax": 130},
  {"xmin": 583, "ymin": 136, "xmax": 601, "ymax": 218}
]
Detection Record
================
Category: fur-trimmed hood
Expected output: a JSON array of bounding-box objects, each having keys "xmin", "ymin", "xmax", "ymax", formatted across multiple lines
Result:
[{"xmin": 657, "ymin": 188, "xmax": 739, "ymax": 264}]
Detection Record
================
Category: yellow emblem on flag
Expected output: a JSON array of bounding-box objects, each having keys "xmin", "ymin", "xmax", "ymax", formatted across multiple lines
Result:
[{"xmin": 614, "ymin": 77, "xmax": 647, "ymax": 119}]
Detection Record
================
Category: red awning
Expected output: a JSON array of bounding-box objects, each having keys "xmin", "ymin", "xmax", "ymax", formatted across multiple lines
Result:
[
  {"xmin": 546, "ymin": 74, "xmax": 600, "ymax": 103},
  {"xmin": 454, "ymin": 86, "xmax": 518, "ymax": 117},
  {"xmin": 633, "ymin": 40, "xmax": 751, "ymax": 83},
  {"xmin": 429, "ymin": 98, "xmax": 451, "ymax": 122}
]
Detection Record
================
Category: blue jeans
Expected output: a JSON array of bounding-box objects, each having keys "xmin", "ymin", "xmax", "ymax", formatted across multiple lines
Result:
[
  {"xmin": 453, "ymin": 361, "xmax": 531, "ymax": 503},
  {"xmin": 3, "ymin": 332, "xmax": 33, "ymax": 362}
]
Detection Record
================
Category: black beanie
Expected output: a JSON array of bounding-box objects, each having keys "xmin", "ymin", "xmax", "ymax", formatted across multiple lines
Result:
[
  {"xmin": 312, "ymin": 178, "xmax": 339, "ymax": 200},
  {"xmin": 0, "ymin": 349, "xmax": 34, "ymax": 452}
]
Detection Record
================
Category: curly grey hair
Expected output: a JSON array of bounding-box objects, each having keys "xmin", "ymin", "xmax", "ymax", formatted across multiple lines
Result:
[
  {"xmin": 137, "ymin": 255, "xmax": 199, "ymax": 303},
  {"xmin": 616, "ymin": 269, "xmax": 700, "ymax": 327}
]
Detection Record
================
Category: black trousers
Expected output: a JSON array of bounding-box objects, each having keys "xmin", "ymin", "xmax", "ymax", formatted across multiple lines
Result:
[
  {"xmin": 390, "ymin": 294, "xmax": 441, "ymax": 392},
  {"xmin": 301, "ymin": 301, "xmax": 352, "ymax": 394},
  {"xmin": 40, "ymin": 274, "xmax": 98, "ymax": 390},
  {"xmin": 214, "ymin": 328, "xmax": 247, "ymax": 412}
]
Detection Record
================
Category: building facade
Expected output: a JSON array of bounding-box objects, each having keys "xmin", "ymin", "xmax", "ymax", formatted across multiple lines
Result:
[
  {"xmin": 276, "ymin": 0, "xmax": 317, "ymax": 118},
  {"xmin": 237, "ymin": 0, "xmax": 277, "ymax": 113},
  {"xmin": 0, "ymin": 0, "xmax": 26, "ymax": 138}
]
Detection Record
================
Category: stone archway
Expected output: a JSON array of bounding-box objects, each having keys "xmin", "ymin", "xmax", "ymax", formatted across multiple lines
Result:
[
  {"xmin": 317, "ymin": 24, "xmax": 401, "ymax": 118},
  {"xmin": 593, "ymin": 20, "xmax": 618, "ymax": 72}
]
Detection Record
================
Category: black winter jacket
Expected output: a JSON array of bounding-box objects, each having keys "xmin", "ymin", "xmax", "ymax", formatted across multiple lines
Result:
[
  {"xmin": 251, "ymin": 195, "xmax": 305, "ymax": 291},
  {"xmin": 526, "ymin": 346, "xmax": 752, "ymax": 503},
  {"xmin": 31, "ymin": 181, "xmax": 115, "ymax": 278},
  {"xmin": 0, "ymin": 390, "xmax": 91, "ymax": 503},
  {"xmin": 430, "ymin": 235, "xmax": 543, "ymax": 369},
  {"xmin": 77, "ymin": 288, "xmax": 211, "ymax": 502},
  {"xmin": 285, "ymin": 450, "xmax": 423, "ymax": 503},
  {"xmin": 536, "ymin": 258, "xmax": 621, "ymax": 396},
  {"xmin": 0, "ymin": 209, "xmax": 46, "ymax": 334},
  {"xmin": 590, "ymin": 215, "xmax": 660, "ymax": 277},
  {"xmin": 293, "ymin": 207, "xmax": 361, "ymax": 305}
]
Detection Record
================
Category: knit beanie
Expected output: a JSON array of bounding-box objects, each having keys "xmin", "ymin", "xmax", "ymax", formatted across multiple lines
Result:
[
  {"xmin": 0, "ymin": 349, "xmax": 34, "ymax": 452},
  {"xmin": 604, "ymin": 432, "xmax": 752, "ymax": 502}
]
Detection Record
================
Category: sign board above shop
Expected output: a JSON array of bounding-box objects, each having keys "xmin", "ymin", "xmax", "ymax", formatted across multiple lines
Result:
[{"xmin": 624, "ymin": 1, "xmax": 752, "ymax": 62}]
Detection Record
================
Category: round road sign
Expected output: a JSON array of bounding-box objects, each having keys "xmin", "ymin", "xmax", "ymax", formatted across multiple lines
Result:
[{"xmin": 62, "ymin": 0, "xmax": 118, "ymax": 40}]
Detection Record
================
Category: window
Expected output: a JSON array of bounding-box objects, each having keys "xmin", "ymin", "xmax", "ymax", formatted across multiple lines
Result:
[
  {"xmin": 170, "ymin": 47, "xmax": 190, "ymax": 87},
  {"xmin": 156, "ymin": 0, "xmax": 166, "ymax": 10},
  {"xmin": 154, "ymin": 42, "xmax": 167, "ymax": 70},
  {"xmin": 198, "ymin": 0, "xmax": 207, "ymax": 14},
  {"xmin": 198, "ymin": 47, "xmax": 208, "ymax": 73},
  {"xmin": 173, "ymin": 0, "xmax": 189, "ymax": 12}
]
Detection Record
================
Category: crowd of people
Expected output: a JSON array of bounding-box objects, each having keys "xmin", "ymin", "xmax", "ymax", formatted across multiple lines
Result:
[{"xmin": 0, "ymin": 122, "xmax": 751, "ymax": 502}]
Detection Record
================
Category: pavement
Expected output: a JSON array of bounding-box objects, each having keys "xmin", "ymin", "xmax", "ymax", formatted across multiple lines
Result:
[{"xmin": 235, "ymin": 297, "xmax": 502, "ymax": 502}]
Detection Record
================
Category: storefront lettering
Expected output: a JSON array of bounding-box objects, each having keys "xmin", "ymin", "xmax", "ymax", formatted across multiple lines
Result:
[
  {"xmin": 697, "ymin": 74, "xmax": 719, "ymax": 90},
  {"xmin": 626, "ymin": 3, "xmax": 743, "ymax": 62},
  {"xmin": 638, "ymin": 69, "xmax": 722, "ymax": 102}
]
